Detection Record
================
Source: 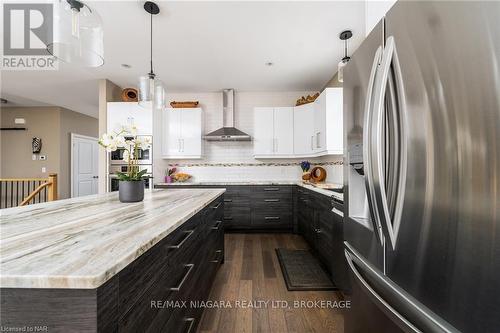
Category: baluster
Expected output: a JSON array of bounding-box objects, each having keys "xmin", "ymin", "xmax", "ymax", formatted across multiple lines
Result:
[{"xmin": 10, "ymin": 181, "xmax": 13, "ymax": 208}]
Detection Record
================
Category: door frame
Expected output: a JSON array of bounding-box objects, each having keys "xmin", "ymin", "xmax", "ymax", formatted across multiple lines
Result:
[{"xmin": 70, "ymin": 133, "xmax": 99, "ymax": 198}]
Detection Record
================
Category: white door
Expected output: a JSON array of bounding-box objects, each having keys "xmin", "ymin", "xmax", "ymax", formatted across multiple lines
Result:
[
  {"xmin": 273, "ymin": 107, "xmax": 294, "ymax": 155},
  {"xmin": 180, "ymin": 108, "xmax": 202, "ymax": 157},
  {"xmin": 72, "ymin": 134, "xmax": 99, "ymax": 197},
  {"xmin": 163, "ymin": 108, "xmax": 182, "ymax": 156},
  {"xmin": 253, "ymin": 107, "xmax": 274, "ymax": 156},
  {"xmin": 293, "ymin": 104, "xmax": 315, "ymax": 155}
]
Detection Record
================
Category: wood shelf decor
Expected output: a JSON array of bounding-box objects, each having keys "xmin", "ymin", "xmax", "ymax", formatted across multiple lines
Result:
[
  {"xmin": 121, "ymin": 88, "xmax": 138, "ymax": 102},
  {"xmin": 296, "ymin": 92, "xmax": 320, "ymax": 106},
  {"xmin": 170, "ymin": 101, "xmax": 199, "ymax": 108}
]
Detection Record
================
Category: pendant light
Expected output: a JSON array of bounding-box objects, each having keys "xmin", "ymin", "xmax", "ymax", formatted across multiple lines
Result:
[
  {"xmin": 337, "ymin": 30, "xmax": 353, "ymax": 83},
  {"xmin": 47, "ymin": 0, "xmax": 104, "ymax": 67},
  {"xmin": 138, "ymin": 1, "xmax": 165, "ymax": 109}
]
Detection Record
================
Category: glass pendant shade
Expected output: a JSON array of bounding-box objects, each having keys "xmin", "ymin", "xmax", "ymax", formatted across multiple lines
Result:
[
  {"xmin": 138, "ymin": 75, "xmax": 165, "ymax": 109},
  {"xmin": 338, "ymin": 60, "xmax": 347, "ymax": 83},
  {"xmin": 47, "ymin": 0, "xmax": 104, "ymax": 67}
]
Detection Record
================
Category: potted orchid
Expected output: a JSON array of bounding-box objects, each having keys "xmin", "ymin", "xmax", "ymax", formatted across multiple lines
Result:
[{"xmin": 99, "ymin": 126, "xmax": 151, "ymax": 203}]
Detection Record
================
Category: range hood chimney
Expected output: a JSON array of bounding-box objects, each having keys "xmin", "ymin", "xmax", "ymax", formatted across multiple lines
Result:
[{"xmin": 203, "ymin": 89, "xmax": 251, "ymax": 141}]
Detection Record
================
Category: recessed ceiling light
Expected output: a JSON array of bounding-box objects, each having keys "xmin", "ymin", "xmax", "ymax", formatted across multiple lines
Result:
[
  {"xmin": 121, "ymin": 64, "xmax": 132, "ymax": 68},
  {"xmin": 265, "ymin": 62, "xmax": 274, "ymax": 66}
]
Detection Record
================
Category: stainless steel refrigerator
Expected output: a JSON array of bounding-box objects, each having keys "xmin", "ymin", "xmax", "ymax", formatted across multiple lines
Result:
[{"xmin": 343, "ymin": 1, "xmax": 500, "ymax": 332}]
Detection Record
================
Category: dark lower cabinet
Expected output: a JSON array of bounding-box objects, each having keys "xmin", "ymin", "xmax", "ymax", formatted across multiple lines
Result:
[
  {"xmin": 295, "ymin": 186, "xmax": 349, "ymax": 292},
  {"xmin": 0, "ymin": 194, "xmax": 225, "ymax": 333},
  {"xmin": 156, "ymin": 185, "xmax": 294, "ymax": 232}
]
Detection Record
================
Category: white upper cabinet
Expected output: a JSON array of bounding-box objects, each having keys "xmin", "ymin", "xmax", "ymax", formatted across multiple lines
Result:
[
  {"xmin": 107, "ymin": 102, "xmax": 152, "ymax": 135},
  {"xmin": 253, "ymin": 88, "xmax": 343, "ymax": 158},
  {"xmin": 273, "ymin": 107, "xmax": 294, "ymax": 155},
  {"xmin": 317, "ymin": 88, "xmax": 343, "ymax": 155},
  {"xmin": 162, "ymin": 108, "xmax": 203, "ymax": 159},
  {"xmin": 254, "ymin": 107, "xmax": 294, "ymax": 157},
  {"xmin": 254, "ymin": 107, "xmax": 274, "ymax": 156},
  {"xmin": 293, "ymin": 103, "xmax": 315, "ymax": 156}
]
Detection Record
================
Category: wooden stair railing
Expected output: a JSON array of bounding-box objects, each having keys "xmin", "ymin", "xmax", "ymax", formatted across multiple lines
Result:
[{"xmin": 0, "ymin": 173, "xmax": 58, "ymax": 209}]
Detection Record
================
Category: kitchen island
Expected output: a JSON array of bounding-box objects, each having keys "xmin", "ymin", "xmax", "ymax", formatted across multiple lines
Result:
[{"xmin": 0, "ymin": 189, "xmax": 225, "ymax": 332}]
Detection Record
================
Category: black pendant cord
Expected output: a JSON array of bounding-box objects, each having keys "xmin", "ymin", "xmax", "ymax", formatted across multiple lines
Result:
[{"xmin": 149, "ymin": 11, "xmax": 154, "ymax": 77}]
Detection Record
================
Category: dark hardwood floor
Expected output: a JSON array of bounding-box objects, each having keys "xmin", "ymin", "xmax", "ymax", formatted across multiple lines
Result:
[{"xmin": 198, "ymin": 233, "xmax": 346, "ymax": 333}]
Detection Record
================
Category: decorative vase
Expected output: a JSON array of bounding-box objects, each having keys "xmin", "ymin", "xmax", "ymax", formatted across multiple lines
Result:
[
  {"xmin": 119, "ymin": 180, "xmax": 144, "ymax": 203},
  {"xmin": 165, "ymin": 175, "xmax": 173, "ymax": 183},
  {"xmin": 302, "ymin": 172, "xmax": 311, "ymax": 181}
]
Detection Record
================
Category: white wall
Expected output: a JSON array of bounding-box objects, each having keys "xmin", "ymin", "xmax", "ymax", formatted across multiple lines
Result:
[
  {"xmin": 153, "ymin": 91, "xmax": 343, "ymax": 184},
  {"xmin": 365, "ymin": 0, "xmax": 397, "ymax": 36}
]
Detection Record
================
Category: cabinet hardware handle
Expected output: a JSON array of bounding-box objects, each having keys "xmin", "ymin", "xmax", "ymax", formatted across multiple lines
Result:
[
  {"xmin": 264, "ymin": 199, "xmax": 280, "ymax": 202},
  {"xmin": 332, "ymin": 207, "xmax": 344, "ymax": 217},
  {"xmin": 211, "ymin": 220, "xmax": 222, "ymax": 230},
  {"xmin": 184, "ymin": 318, "xmax": 196, "ymax": 333},
  {"xmin": 316, "ymin": 132, "xmax": 321, "ymax": 148},
  {"xmin": 168, "ymin": 230, "xmax": 194, "ymax": 249},
  {"xmin": 265, "ymin": 216, "xmax": 280, "ymax": 220},
  {"xmin": 170, "ymin": 264, "xmax": 194, "ymax": 291},
  {"xmin": 264, "ymin": 188, "xmax": 279, "ymax": 191},
  {"xmin": 332, "ymin": 197, "xmax": 343, "ymax": 205},
  {"xmin": 224, "ymin": 199, "xmax": 233, "ymax": 202},
  {"xmin": 212, "ymin": 202, "xmax": 222, "ymax": 209},
  {"xmin": 311, "ymin": 136, "xmax": 314, "ymax": 150},
  {"xmin": 210, "ymin": 250, "xmax": 223, "ymax": 263},
  {"xmin": 315, "ymin": 228, "xmax": 321, "ymax": 233}
]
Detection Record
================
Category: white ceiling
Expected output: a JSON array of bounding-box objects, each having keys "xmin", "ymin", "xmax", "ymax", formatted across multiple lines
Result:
[{"xmin": 1, "ymin": 1, "xmax": 366, "ymax": 117}]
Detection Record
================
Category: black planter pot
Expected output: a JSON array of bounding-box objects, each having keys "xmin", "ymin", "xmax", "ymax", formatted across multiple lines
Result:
[{"xmin": 118, "ymin": 180, "xmax": 145, "ymax": 203}]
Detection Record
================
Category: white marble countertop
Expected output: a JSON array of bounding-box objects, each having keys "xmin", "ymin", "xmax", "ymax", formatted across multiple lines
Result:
[
  {"xmin": 155, "ymin": 181, "xmax": 343, "ymax": 201},
  {"xmin": 0, "ymin": 189, "xmax": 225, "ymax": 289}
]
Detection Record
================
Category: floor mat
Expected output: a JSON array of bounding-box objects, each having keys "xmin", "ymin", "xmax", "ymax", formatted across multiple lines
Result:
[{"xmin": 275, "ymin": 248, "xmax": 336, "ymax": 291}]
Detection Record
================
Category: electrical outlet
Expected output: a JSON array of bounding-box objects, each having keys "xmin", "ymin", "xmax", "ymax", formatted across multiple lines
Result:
[
  {"xmin": 41, "ymin": 167, "xmax": 46, "ymax": 173},
  {"xmin": 39, "ymin": 155, "xmax": 47, "ymax": 160}
]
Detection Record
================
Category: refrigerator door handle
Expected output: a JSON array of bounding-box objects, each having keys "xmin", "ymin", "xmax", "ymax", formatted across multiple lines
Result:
[
  {"xmin": 370, "ymin": 36, "xmax": 408, "ymax": 250},
  {"xmin": 344, "ymin": 242, "xmax": 458, "ymax": 333},
  {"xmin": 363, "ymin": 45, "xmax": 384, "ymax": 245}
]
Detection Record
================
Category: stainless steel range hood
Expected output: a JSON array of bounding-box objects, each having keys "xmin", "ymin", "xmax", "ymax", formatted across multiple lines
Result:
[{"xmin": 203, "ymin": 89, "xmax": 251, "ymax": 141}]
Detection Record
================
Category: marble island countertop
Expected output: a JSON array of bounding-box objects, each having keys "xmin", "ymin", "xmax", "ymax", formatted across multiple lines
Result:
[
  {"xmin": 155, "ymin": 181, "xmax": 344, "ymax": 201},
  {"xmin": 0, "ymin": 189, "xmax": 225, "ymax": 289}
]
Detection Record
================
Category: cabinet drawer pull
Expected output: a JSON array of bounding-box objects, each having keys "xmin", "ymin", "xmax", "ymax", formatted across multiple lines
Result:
[
  {"xmin": 170, "ymin": 264, "xmax": 194, "ymax": 291},
  {"xmin": 210, "ymin": 249, "xmax": 223, "ymax": 263},
  {"xmin": 332, "ymin": 207, "xmax": 344, "ymax": 217},
  {"xmin": 168, "ymin": 230, "xmax": 194, "ymax": 249},
  {"xmin": 184, "ymin": 318, "xmax": 196, "ymax": 333},
  {"xmin": 264, "ymin": 188, "xmax": 280, "ymax": 191},
  {"xmin": 264, "ymin": 199, "xmax": 280, "ymax": 202},
  {"xmin": 212, "ymin": 202, "xmax": 222, "ymax": 209},
  {"xmin": 265, "ymin": 216, "xmax": 280, "ymax": 220},
  {"xmin": 315, "ymin": 228, "xmax": 321, "ymax": 233},
  {"xmin": 224, "ymin": 199, "xmax": 233, "ymax": 202},
  {"xmin": 211, "ymin": 220, "xmax": 222, "ymax": 230}
]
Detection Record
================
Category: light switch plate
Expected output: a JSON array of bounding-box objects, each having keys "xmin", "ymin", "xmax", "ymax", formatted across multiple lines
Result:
[{"xmin": 41, "ymin": 167, "xmax": 46, "ymax": 173}]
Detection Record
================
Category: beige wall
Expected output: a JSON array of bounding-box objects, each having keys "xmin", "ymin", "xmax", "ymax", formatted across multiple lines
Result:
[
  {"xmin": 59, "ymin": 109, "xmax": 98, "ymax": 199},
  {"xmin": 323, "ymin": 72, "xmax": 342, "ymax": 89},
  {"xmin": 1, "ymin": 107, "xmax": 61, "ymax": 179},
  {"xmin": 0, "ymin": 107, "xmax": 98, "ymax": 199},
  {"xmin": 98, "ymin": 79, "xmax": 122, "ymax": 193}
]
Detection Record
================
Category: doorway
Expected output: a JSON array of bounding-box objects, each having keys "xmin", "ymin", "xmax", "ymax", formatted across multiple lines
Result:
[{"xmin": 71, "ymin": 133, "xmax": 99, "ymax": 197}]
